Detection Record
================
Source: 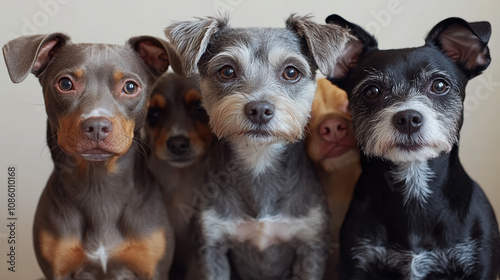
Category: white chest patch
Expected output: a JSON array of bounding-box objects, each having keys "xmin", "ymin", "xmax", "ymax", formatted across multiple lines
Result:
[
  {"xmin": 352, "ymin": 238, "xmax": 478, "ymax": 279},
  {"xmin": 233, "ymin": 142, "xmax": 285, "ymax": 176},
  {"xmin": 202, "ymin": 206, "xmax": 325, "ymax": 251},
  {"xmin": 392, "ymin": 161, "xmax": 434, "ymax": 205},
  {"xmin": 86, "ymin": 244, "xmax": 109, "ymax": 272}
]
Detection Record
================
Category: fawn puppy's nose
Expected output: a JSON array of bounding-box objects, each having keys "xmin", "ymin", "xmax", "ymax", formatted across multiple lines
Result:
[{"xmin": 319, "ymin": 117, "xmax": 348, "ymax": 142}]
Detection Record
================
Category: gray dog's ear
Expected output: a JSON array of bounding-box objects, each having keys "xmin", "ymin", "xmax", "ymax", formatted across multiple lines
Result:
[
  {"xmin": 3, "ymin": 33, "xmax": 70, "ymax": 83},
  {"xmin": 286, "ymin": 14, "xmax": 352, "ymax": 77},
  {"xmin": 128, "ymin": 36, "xmax": 177, "ymax": 77},
  {"xmin": 165, "ymin": 17, "xmax": 228, "ymax": 76}
]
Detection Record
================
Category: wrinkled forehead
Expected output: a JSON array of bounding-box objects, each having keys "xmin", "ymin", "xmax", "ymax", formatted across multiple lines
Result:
[
  {"xmin": 205, "ymin": 28, "xmax": 310, "ymax": 72},
  {"xmin": 43, "ymin": 43, "xmax": 148, "ymax": 79}
]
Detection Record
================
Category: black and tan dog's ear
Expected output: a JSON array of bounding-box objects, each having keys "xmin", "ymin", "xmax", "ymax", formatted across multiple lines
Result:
[
  {"xmin": 164, "ymin": 16, "xmax": 228, "ymax": 76},
  {"xmin": 3, "ymin": 33, "xmax": 70, "ymax": 83},
  {"xmin": 325, "ymin": 14, "xmax": 378, "ymax": 84},
  {"xmin": 285, "ymin": 14, "xmax": 353, "ymax": 78},
  {"xmin": 425, "ymin": 17, "xmax": 491, "ymax": 79},
  {"xmin": 128, "ymin": 36, "xmax": 177, "ymax": 77}
]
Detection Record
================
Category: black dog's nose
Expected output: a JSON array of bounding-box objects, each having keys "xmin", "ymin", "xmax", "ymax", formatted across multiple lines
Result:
[
  {"xmin": 81, "ymin": 118, "xmax": 113, "ymax": 141},
  {"xmin": 393, "ymin": 110, "xmax": 423, "ymax": 135},
  {"xmin": 245, "ymin": 101, "xmax": 275, "ymax": 125},
  {"xmin": 167, "ymin": 136, "xmax": 190, "ymax": 155}
]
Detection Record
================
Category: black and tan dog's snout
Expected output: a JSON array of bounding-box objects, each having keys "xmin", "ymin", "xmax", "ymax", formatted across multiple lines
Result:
[{"xmin": 81, "ymin": 117, "xmax": 113, "ymax": 141}]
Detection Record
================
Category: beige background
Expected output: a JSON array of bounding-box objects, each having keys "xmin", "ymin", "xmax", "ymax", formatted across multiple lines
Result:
[{"xmin": 0, "ymin": 0, "xmax": 498, "ymax": 279}]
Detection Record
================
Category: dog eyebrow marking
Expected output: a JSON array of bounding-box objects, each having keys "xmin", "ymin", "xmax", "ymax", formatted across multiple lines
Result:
[
  {"xmin": 267, "ymin": 48, "xmax": 310, "ymax": 74},
  {"xmin": 352, "ymin": 238, "xmax": 478, "ymax": 278},
  {"xmin": 207, "ymin": 45, "xmax": 251, "ymax": 75}
]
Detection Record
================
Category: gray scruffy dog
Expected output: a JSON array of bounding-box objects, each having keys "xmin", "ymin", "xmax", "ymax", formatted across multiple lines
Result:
[{"xmin": 165, "ymin": 15, "xmax": 351, "ymax": 280}]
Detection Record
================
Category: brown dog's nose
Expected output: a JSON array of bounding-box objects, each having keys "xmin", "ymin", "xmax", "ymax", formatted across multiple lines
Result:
[
  {"xmin": 319, "ymin": 118, "xmax": 347, "ymax": 142},
  {"xmin": 167, "ymin": 136, "xmax": 190, "ymax": 155},
  {"xmin": 81, "ymin": 118, "xmax": 113, "ymax": 141},
  {"xmin": 393, "ymin": 110, "xmax": 423, "ymax": 135},
  {"xmin": 245, "ymin": 101, "xmax": 275, "ymax": 125}
]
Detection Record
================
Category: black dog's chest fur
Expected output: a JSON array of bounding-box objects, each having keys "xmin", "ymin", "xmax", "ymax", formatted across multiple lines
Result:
[{"xmin": 340, "ymin": 148, "xmax": 500, "ymax": 279}]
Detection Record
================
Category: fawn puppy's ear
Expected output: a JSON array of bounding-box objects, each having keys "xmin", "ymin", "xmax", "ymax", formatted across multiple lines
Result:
[
  {"xmin": 165, "ymin": 16, "xmax": 228, "ymax": 76},
  {"xmin": 425, "ymin": 17, "xmax": 491, "ymax": 79},
  {"xmin": 3, "ymin": 33, "xmax": 70, "ymax": 83}
]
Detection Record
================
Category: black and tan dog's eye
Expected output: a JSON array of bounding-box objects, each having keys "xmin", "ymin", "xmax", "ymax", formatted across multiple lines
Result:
[
  {"xmin": 58, "ymin": 77, "xmax": 73, "ymax": 91},
  {"xmin": 430, "ymin": 79, "xmax": 450, "ymax": 95},
  {"xmin": 147, "ymin": 107, "xmax": 162, "ymax": 127},
  {"xmin": 282, "ymin": 66, "xmax": 300, "ymax": 81},
  {"xmin": 123, "ymin": 81, "xmax": 138, "ymax": 94},
  {"xmin": 363, "ymin": 85, "xmax": 381, "ymax": 99},
  {"xmin": 219, "ymin": 66, "xmax": 235, "ymax": 79}
]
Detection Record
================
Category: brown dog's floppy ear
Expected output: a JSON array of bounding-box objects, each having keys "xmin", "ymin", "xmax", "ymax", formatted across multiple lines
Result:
[
  {"xmin": 3, "ymin": 33, "xmax": 70, "ymax": 83},
  {"xmin": 425, "ymin": 17, "xmax": 491, "ymax": 79},
  {"xmin": 286, "ymin": 14, "xmax": 352, "ymax": 78},
  {"xmin": 128, "ymin": 36, "xmax": 175, "ymax": 77},
  {"xmin": 164, "ymin": 16, "xmax": 228, "ymax": 76}
]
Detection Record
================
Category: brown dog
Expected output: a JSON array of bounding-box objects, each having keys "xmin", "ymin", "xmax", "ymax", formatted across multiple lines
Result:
[
  {"xmin": 306, "ymin": 78, "xmax": 361, "ymax": 279},
  {"xmin": 145, "ymin": 73, "xmax": 214, "ymax": 280}
]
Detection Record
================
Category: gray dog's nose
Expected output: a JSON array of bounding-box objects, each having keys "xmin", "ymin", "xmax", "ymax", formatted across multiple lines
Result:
[
  {"xmin": 393, "ymin": 110, "xmax": 423, "ymax": 135},
  {"xmin": 81, "ymin": 118, "xmax": 113, "ymax": 141},
  {"xmin": 245, "ymin": 101, "xmax": 275, "ymax": 125}
]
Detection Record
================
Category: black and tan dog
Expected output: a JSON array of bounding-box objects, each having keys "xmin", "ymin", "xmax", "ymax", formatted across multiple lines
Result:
[
  {"xmin": 3, "ymin": 33, "xmax": 176, "ymax": 279},
  {"xmin": 326, "ymin": 15, "xmax": 500, "ymax": 279},
  {"xmin": 145, "ymin": 73, "xmax": 213, "ymax": 279},
  {"xmin": 165, "ymin": 15, "xmax": 352, "ymax": 279}
]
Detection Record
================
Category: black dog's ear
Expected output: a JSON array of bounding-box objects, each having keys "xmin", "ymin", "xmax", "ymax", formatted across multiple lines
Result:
[
  {"xmin": 128, "ymin": 36, "xmax": 176, "ymax": 77},
  {"xmin": 325, "ymin": 14, "xmax": 378, "ymax": 83},
  {"xmin": 286, "ymin": 14, "xmax": 352, "ymax": 77},
  {"xmin": 3, "ymin": 33, "xmax": 70, "ymax": 83},
  {"xmin": 425, "ymin": 17, "xmax": 491, "ymax": 79},
  {"xmin": 164, "ymin": 16, "xmax": 228, "ymax": 76}
]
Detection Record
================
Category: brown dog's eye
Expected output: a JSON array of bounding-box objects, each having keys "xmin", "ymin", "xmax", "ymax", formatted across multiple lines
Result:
[
  {"xmin": 58, "ymin": 77, "xmax": 73, "ymax": 91},
  {"xmin": 123, "ymin": 81, "xmax": 138, "ymax": 95},
  {"xmin": 430, "ymin": 79, "xmax": 450, "ymax": 95},
  {"xmin": 219, "ymin": 66, "xmax": 235, "ymax": 79},
  {"xmin": 363, "ymin": 85, "xmax": 381, "ymax": 100},
  {"xmin": 282, "ymin": 66, "xmax": 300, "ymax": 81}
]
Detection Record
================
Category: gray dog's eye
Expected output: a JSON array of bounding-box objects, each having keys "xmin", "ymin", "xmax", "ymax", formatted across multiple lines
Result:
[
  {"xmin": 430, "ymin": 79, "xmax": 450, "ymax": 95},
  {"xmin": 219, "ymin": 66, "xmax": 235, "ymax": 79},
  {"xmin": 282, "ymin": 66, "xmax": 300, "ymax": 81},
  {"xmin": 58, "ymin": 77, "xmax": 74, "ymax": 91}
]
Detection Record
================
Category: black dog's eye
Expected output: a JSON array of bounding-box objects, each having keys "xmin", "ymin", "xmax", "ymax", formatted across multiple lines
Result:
[
  {"xmin": 363, "ymin": 85, "xmax": 382, "ymax": 100},
  {"xmin": 58, "ymin": 77, "xmax": 74, "ymax": 91},
  {"xmin": 282, "ymin": 66, "xmax": 300, "ymax": 81},
  {"xmin": 147, "ymin": 107, "xmax": 162, "ymax": 127},
  {"xmin": 430, "ymin": 79, "xmax": 450, "ymax": 95},
  {"xmin": 219, "ymin": 66, "xmax": 235, "ymax": 79},
  {"xmin": 123, "ymin": 81, "xmax": 139, "ymax": 95}
]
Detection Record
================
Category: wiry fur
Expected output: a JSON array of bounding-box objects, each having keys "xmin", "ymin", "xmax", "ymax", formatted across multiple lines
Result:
[
  {"xmin": 165, "ymin": 15, "xmax": 351, "ymax": 280},
  {"xmin": 326, "ymin": 14, "xmax": 500, "ymax": 279}
]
